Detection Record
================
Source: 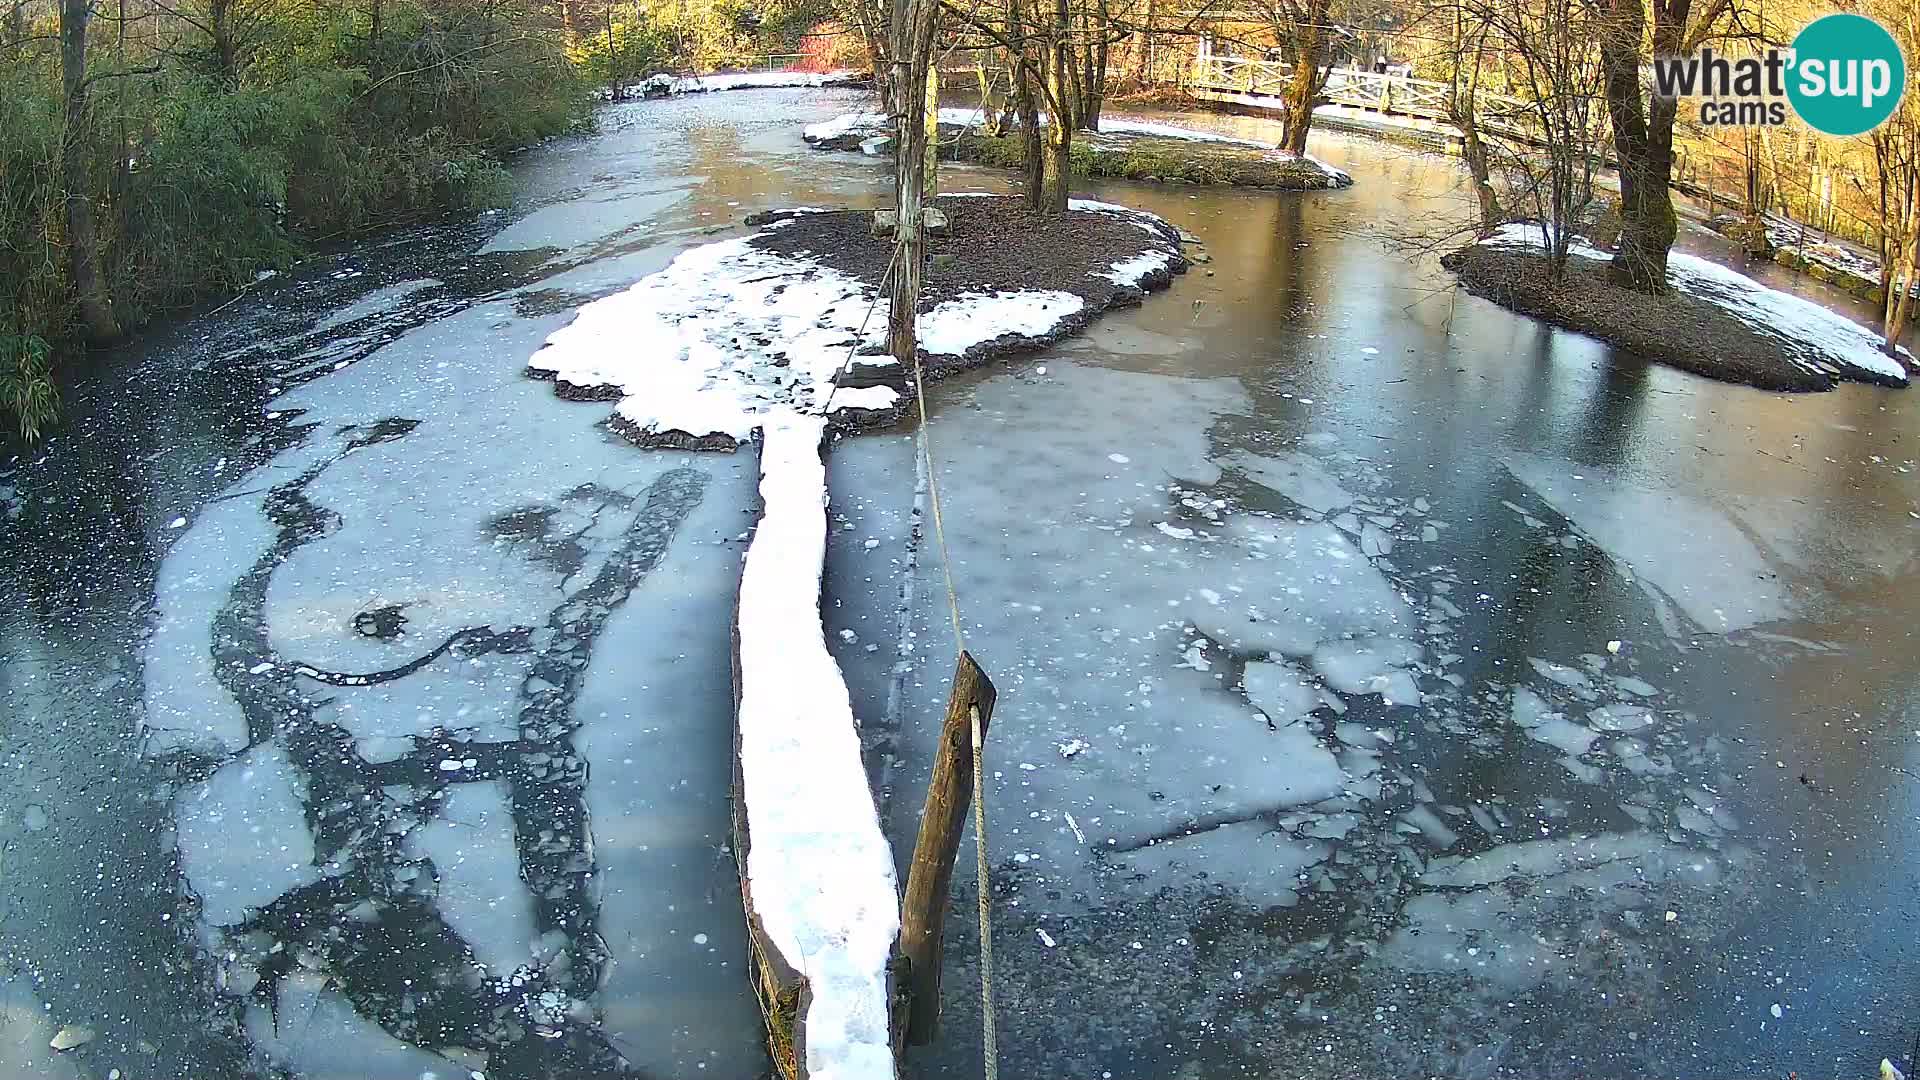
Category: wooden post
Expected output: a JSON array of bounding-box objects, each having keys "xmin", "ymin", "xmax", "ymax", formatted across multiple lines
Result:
[{"xmin": 899, "ymin": 650, "xmax": 997, "ymax": 1045}]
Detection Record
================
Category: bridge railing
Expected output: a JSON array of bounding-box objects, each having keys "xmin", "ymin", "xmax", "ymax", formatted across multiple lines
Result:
[{"xmin": 1190, "ymin": 53, "xmax": 1529, "ymax": 132}]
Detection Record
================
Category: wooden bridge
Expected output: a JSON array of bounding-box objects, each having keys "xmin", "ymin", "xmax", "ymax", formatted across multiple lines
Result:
[{"xmin": 1188, "ymin": 42, "xmax": 1535, "ymax": 145}]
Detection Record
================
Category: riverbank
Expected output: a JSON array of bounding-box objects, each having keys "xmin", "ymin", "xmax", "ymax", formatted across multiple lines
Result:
[
  {"xmin": 803, "ymin": 111, "xmax": 1353, "ymax": 190},
  {"xmin": 1444, "ymin": 224, "xmax": 1912, "ymax": 392}
]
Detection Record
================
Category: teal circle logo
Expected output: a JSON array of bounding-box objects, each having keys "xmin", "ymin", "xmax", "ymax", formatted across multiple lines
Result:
[{"xmin": 1787, "ymin": 14, "xmax": 1907, "ymax": 136}]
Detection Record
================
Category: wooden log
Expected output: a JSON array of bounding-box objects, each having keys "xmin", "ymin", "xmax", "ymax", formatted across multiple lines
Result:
[{"xmin": 898, "ymin": 650, "xmax": 997, "ymax": 1046}]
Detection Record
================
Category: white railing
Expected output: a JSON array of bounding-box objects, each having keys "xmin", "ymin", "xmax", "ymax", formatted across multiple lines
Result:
[{"xmin": 1189, "ymin": 52, "xmax": 1530, "ymax": 135}]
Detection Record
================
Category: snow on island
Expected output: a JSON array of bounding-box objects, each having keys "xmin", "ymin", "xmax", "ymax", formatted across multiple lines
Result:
[
  {"xmin": 801, "ymin": 110, "xmax": 1354, "ymax": 189},
  {"xmin": 735, "ymin": 411, "xmax": 900, "ymax": 1080},
  {"xmin": 1471, "ymin": 223, "xmax": 1911, "ymax": 389},
  {"xmin": 527, "ymin": 197, "xmax": 1188, "ymax": 449},
  {"xmin": 612, "ymin": 70, "xmax": 865, "ymax": 99}
]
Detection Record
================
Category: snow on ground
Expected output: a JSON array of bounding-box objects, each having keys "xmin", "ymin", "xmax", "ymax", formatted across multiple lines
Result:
[
  {"xmin": 528, "ymin": 226, "xmax": 893, "ymax": 446},
  {"xmin": 1484, "ymin": 223, "xmax": 1911, "ymax": 385},
  {"xmin": 802, "ymin": 109, "xmax": 1353, "ymax": 183},
  {"xmin": 175, "ymin": 743, "xmax": 319, "ymax": 926},
  {"xmin": 918, "ymin": 291, "xmax": 1085, "ymax": 355},
  {"xmin": 529, "ymin": 203, "xmax": 1182, "ymax": 446},
  {"xmin": 735, "ymin": 412, "xmax": 898, "ymax": 1080},
  {"xmin": 671, "ymin": 70, "xmax": 860, "ymax": 94},
  {"xmin": 404, "ymin": 781, "xmax": 536, "ymax": 975},
  {"xmin": 1504, "ymin": 451, "xmax": 1793, "ymax": 634}
]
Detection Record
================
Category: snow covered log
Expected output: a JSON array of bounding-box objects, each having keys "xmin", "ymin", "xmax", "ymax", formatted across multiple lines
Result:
[{"xmin": 731, "ymin": 411, "xmax": 901, "ymax": 1080}]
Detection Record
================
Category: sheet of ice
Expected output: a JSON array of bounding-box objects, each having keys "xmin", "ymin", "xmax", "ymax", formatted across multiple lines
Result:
[
  {"xmin": 1401, "ymin": 804, "xmax": 1459, "ymax": 849},
  {"xmin": 530, "ymin": 231, "xmax": 894, "ymax": 446},
  {"xmin": 0, "ymin": 975, "xmax": 82, "ymax": 1079},
  {"xmin": 1224, "ymin": 450, "xmax": 1356, "ymax": 515},
  {"xmin": 735, "ymin": 412, "xmax": 898, "ymax": 1080},
  {"xmin": 1386, "ymin": 834, "xmax": 1725, "ymax": 988},
  {"xmin": 573, "ymin": 457, "xmax": 766, "ymax": 1079},
  {"xmin": 1484, "ymin": 223, "xmax": 1910, "ymax": 384},
  {"xmin": 1115, "ymin": 819, "xmax": 1327, "ymax": 903},
  {"xmin": 245, "ymin": 973, "xmax": 461, "ymax": 1080},
  {"xmin": 1504, "ymin": 452, "xmax": 1792, "ymax": 633},
  {"xmin": 917, "ymin": 291, "xmax": 1085, "ymax": 356},
  {"xmin": 143, "ymin": 494, "xmax": 271, "ymax": 755},
  {"xmin": 1242, "ymin": 660, "xmax": 1318, "ymax": 726},
  {"xmin": 870, "ymin": 363, "xmax": 1400, "ymax": 909},
  {"xmin": 403, "ymin": 781, "xmax": 536, "ymax": 976},
  {"xmin": 1195, "ymin": 517, "xmax": 1415, "ymax": 659},
  {"xmin": 1586, "ymin": 704, "xmax": 1655, "ymax": 732},
  {"xmin": 1311, "ymin": 636, "xmax": 1421, "ymax": 703},
  {"xmin": 175, "ymin": 743, "xmax": 318, "ymax": 926}
]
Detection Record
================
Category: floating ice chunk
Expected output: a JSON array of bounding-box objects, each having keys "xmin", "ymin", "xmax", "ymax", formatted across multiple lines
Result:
[
  {"xmin": 1527, "ymin": 657, "xmax": 1591, "ymax": 691},
  {"xmin": 1154, "ymin": 522, "xmax": 1195, "ymax": 540},
  {"xmin": 1242, "ymin": 661, "xmax": 1318, "ymax": 727},
  {"xmin": 403, "ymin": 781, "xmax": 535, "ymax": 976},
  {"xmin": 1505, "ymin": 453, "xmax": 1791, "ymax": 633},
  {"xmin": 176, "ymin": 743, "xmax": 318, "ymax": 926},
  {"xmin": 1224, "ymin": 451, "xmax": 1355, "ymax": 515},
  {"xmin": 1402, "ymin": 804, "xmax": 1459, "ymax": 849},
  {"xmin": 1057, "ymin": 738, "xmax": 1090, "ymax": 758},
  {"xmin": 1115, "ymin": 819, "xmax": 1328, "ymax": 903},
  {"xmin": 246, "ymin": 973, "xmax": 462, "ymax": 1079},
  {"xmin": 1586, "ymin": 704, "xmax": 1655, "ymax": 732},
  {"xmin": 1311, "ymin": 636, "xmax": 1420, "ymax": 702}
]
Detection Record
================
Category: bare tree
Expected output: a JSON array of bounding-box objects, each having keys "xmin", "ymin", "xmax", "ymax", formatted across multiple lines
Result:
[
  {"xmin": 886, "ymin": 0, "xmax": 940, "ymax": 361},
  {"xmin": 1585, "ymin": 0, "xmax": 1744, "ymax": 292},
  {"xmin": 60, "ymin": 0, "xmax": 118, "ymax": 343},
  {"xmin": 1246, "ymin": 0, "xmax": 1334, "ymax": 154}
]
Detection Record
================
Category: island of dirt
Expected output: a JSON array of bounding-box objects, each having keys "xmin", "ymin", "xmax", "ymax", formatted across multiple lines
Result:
[
  {"xmin": 1443, "ymin": 239, "xmax": 1912, "ymax": 393},
  {"xmin": 525, "ymin": 194, "xmax": 1189, "ymax": 450},
  {"xmin": 805, "ymin": 114, "xmax": 1353, "ymax": 191},
  {"xmin": 730, "ymin": 195, "xmax": 1189, "ymax": 435}
]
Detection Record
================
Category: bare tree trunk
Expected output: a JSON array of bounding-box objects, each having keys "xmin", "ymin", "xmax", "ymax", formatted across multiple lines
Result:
[
  {"xmin": 1039, "ymin": 0, "xmax": 1072, "ymax": 215},
  {"xmin": 1007, "ymin": 0, "xmax": 1044, "ymax": 211},
  {"xmin": 976, "ymin": 63, "xmax": 1001, "ymax": 135},
  {"xmin": 1886, "ymin": 191, "xmax": 1919, "ymax": 358},
  {"xmin": 60, "ymin": 0, "xmax": 118, "ymax": 344},
  {"xmin": 887, "ymin": 0, "xmax": 939, "ymax": 365},
  {"xmin": 209, "ymin": 0, "xmax": 237, "ymax": 79},
  {"xmin": 923, "ymin": 58, "xmax": 939, "ymax": 199},
  {"xmin": 7, "ymin": 1, "xmax": 25, "ymax": 45},
  {"xmin": 1596, "ymin": 0, "xmax": 1680, "ymax": 293}
]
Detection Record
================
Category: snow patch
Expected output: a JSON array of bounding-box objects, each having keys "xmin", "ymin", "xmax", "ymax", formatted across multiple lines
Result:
[
  {"xmin": 1484, "ymin": 223, "xmax": 1910, "ymax": 385},
  {"xmin": 529, "ymin": 233, "xmax": 897, "ymax": 445},
  {"xmin": 918, "ymin": 291, "xmax": 1086, "ymax": 357},
  {"xmin": 735, "ymin": 412, "xmax": 899, "ymax": 1080}
]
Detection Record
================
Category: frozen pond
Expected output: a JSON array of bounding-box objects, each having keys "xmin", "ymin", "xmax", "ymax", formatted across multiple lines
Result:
[{"xmin": 0, "ymin": 86, "xmax": 1916, "ymax": 1080}]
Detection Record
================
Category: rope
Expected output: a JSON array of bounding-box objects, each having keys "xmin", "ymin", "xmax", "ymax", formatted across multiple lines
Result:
[
  {"xmin": 902, "ymin": 236, "xmax": 994, "ymax": 1080},
  {"xmin": 970, "ymin": 703, "xmax": 996, "ymax": 1080}
]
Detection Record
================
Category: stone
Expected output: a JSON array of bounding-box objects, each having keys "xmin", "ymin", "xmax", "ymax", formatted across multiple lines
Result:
[
  {"xmin": 858, "ymin": 135, "xmax": 892, "ymax": 156},
  {"xmin": 931, "ymin": 253, "xmax": 958, "ymax": 272},
  {"xmin": 922, "ymin": 206, "xmax": 950, "ymax": 234},
  {"xmin": 870, "ymin": 210, "xmax": 896, "ymax": 238}
]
